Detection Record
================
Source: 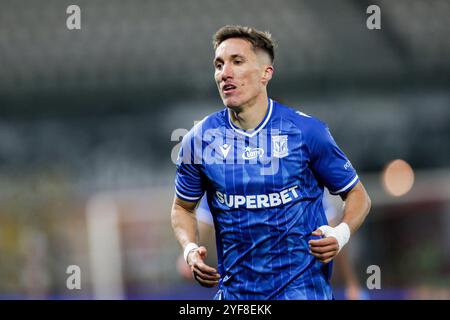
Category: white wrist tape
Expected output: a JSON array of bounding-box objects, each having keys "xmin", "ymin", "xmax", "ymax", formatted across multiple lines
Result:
[
  {"xmin": 318, "ymin": 223, "xmax": 351, "ymax": 252},
  {"xmin": 183, "ymin": 242, "xmax": 199, "ymax": 264}
]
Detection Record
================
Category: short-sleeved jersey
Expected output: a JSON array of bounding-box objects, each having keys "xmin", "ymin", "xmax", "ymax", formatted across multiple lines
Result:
[{"xmin": 175, "ymin": 99, "xmax": 359, "ymax": 300}]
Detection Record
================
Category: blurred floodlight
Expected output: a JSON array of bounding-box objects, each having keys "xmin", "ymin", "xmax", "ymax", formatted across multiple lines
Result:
[{"xmin": 382, "ymin": 159, "xmax": 415, "ymax": 197}]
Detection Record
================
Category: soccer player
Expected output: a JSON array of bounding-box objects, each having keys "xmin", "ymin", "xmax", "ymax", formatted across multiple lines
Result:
[{"xmin": 171, "ymin": 25, "xmax": 371, "ymax": 299}]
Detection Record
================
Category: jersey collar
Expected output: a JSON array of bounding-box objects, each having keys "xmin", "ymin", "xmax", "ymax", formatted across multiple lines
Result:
[{"xmin": 227, "ymin": 98, "xmax": 273, "ymax": 138}]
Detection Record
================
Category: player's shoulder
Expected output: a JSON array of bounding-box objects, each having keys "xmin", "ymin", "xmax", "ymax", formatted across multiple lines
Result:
[
  {"xmin": 274, "ymin": 100, "xmax": 327, "ymax": 132},
  {"xmin": 203, "ymin": 108, "xmax": 228, "ymax": 128}
]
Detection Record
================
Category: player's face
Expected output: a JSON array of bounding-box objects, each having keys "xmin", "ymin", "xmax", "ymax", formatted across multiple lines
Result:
[{"xmin": 214, "ymin": 38, "xmax": 271, "ymax": 109}]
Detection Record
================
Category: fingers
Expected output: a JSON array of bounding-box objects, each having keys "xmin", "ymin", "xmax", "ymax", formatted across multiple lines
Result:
[
  {"xmin": 310, "ymin": 250, "xmax": 338, "ymax": 264},
  {"xmin": 309, "ymin": 234, "xmax": 339, "ymax": 264},
  {"xmin": 192, "ymin": 262, "xmax": 220, "ymax": 287},
  {"xmin": 309, "ymin": 236, "xmax": 338, "ymax": 247},
  {"xmin": 193, "ymin": 272, "xmax": 219, "ymax": 287},
  {"xmin": 311, "ymin": 229, "xmax": 323, "ymax": 236},
  {"xmin": 320, "ymin": 257, "xmax": 335, "ymax": 264},
  {"xmin": 193, "ymin": 258, "xmax": 220, "ymax": 276},
  {"xmin": 187, "ymin": 248, "xmax": 220, "ymax": 287},
  {"xmin": 192, "ymin": 263, "xmax": 220, "ymax": 281},
  {"xmin": 188, "ymin": 249, "xmax": 219, "ymax": 275},
  {"xmin": 309, "ymin": 243, "xmax": 338, "ymax": 254}
]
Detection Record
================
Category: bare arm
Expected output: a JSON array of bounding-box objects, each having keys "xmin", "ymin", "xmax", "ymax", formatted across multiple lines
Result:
[
  {"xmin": 340, "ymin": 181, "xmax": 371, "ymax": 235},
  {"xmin": 309, "ymin": 181, "xmax": 371, "ymax": 264},
  {"xmin": 171, "ymin": 196, "xmax": 220, "ymax": 287},
  {"xmin": 176, "ymin": 220, "xmax": 217, "ymax": 281},
  {"xmin": 171, "ymin": 196, "xmax": 199, "ymax": 249}
]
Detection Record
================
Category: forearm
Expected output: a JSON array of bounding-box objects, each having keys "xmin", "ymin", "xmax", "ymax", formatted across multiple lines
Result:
[
  {"xmin": 341, "ymin": 182, "xmax": 371, "ymax": 235},
  {"xmin": 171, "ymin": 199, "xmax": 199, "ymax": 249}
]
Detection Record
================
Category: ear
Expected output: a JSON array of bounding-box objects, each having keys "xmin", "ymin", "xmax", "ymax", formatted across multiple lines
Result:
[{"xmin": 261, "ymin": 65, "xmax": 274, "ymax": 84}]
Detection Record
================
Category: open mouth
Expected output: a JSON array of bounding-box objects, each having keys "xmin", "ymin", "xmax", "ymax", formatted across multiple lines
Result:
[{"xmin": 222, "ymin": 83, "xmax": 237, "ymax": 94}]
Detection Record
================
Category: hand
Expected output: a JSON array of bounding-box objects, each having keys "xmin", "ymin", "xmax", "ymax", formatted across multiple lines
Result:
[
  {"xmin": 308, "ymin": 229, "xmax": 339, "ymax": 264},
  {"xmin": 187, "ymin": 246, "xmax": 221, "ymax": 287}
]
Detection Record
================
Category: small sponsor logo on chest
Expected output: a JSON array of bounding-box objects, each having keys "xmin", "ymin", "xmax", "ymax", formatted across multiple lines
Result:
[{"xmin": 242, "ymin": 147, "xmax": 264, "ymax": 160}]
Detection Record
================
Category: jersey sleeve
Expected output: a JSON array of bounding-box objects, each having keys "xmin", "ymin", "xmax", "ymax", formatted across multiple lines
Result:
[
  {"xmin": 174, "ymin": 130, "xmax": 205, "ymax": 202},
  {"xmin": 306, "ymin": 120, "xmax": 359, "ymax": 195}
]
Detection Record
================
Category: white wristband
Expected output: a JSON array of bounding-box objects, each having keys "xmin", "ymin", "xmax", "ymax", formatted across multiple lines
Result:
[
  {"xmin": 318, "ymin": 223, "xmax": 351, "ymax": 252},
  {"xmin": 183, "ymin": 242, "xmax": 199, "ymax": 264}
]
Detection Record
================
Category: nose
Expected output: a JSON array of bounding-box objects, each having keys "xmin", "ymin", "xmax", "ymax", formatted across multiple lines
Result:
[{"xmin": 220, "ymin": 62, "xmax": 233, "ymax": 81}]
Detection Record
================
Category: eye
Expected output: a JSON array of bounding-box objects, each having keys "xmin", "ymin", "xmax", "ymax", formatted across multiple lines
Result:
[
  {"xmin": 215, "ymin": 62, "xmax": 223, "ymax": 70},
  {"xmin": 234, "ymin": 59, "xmax": 242, "ymax": 65}
]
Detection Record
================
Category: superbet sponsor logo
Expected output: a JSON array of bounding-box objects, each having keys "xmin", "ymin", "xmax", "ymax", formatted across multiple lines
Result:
[{"xmin": 216, "ymin": 185, "xmax": 300, "ymax": 209}]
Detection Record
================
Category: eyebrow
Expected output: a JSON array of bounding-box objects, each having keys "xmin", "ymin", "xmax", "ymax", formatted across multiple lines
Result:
[{"xmin": 214, "ymin": 54, "xmax": 245, "ymax": 64}]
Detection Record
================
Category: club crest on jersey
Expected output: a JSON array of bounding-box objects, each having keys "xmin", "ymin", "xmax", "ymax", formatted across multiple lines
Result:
[
  {"xmin": 242, "ymin": 147, "xmax": 264, "ymax": 160},
  {"xmin": 272, "ymin": 135, "xmax": 288, "ymax": 158}
]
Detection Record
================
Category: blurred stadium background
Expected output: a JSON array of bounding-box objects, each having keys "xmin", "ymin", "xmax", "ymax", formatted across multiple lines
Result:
[{"xmin": 0, "ymin": 0, "xmax": 449, "ymax": 299}]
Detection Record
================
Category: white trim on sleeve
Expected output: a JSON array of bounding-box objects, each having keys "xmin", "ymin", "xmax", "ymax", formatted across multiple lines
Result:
[
  {"xmin": 331, "ymin": 175, "xmax": 359, "ymax": 195},
  {"xmin": 175, "ymin": 189, "xmax": 203, "ymax": 202}
]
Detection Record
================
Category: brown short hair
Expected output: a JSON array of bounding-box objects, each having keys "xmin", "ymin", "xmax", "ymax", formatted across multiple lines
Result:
[{"xmin": 213, "ymin": 25, "xmax": 275, "ymax": 63}]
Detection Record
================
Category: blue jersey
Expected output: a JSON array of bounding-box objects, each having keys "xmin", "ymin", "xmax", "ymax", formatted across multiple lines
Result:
[{"xmin": 175, "ymin": 99, "xmax": 359, "ymax": 300}]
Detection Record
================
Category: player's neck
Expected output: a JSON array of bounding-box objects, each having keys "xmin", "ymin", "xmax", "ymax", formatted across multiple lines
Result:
[{"xmin": 228, "ymin": 95, "xmax": 269, "ymax": 131}]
